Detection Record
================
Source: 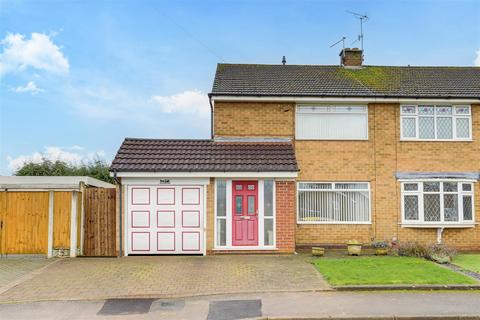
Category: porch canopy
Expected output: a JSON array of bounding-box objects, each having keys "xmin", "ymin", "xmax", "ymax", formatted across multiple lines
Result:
[{"xmin": 110, "ymin": 138, "xmax": 299, "ymax": 177}]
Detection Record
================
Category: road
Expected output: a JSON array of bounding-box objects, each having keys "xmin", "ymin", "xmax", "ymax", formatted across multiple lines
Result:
[{"xmin": 1, "ymin": 291, "xmax": 480, "ymax": 319}]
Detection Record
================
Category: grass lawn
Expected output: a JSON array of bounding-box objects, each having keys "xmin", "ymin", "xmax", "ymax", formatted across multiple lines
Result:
[
  {"xmin": 453, "ymin": 254, "xmax": 480, "ymax": 273},
  {"xmin": 313, "ymin": 256, "xmax": 477, "ymax": 286}
]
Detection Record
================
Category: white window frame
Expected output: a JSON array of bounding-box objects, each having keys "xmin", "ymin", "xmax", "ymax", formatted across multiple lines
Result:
[
  {"xmin": 296, "ymin": 182, "xmax": 371, "ymax": 224},
  {"xmin": 400, "ymin": 105, "xmax": 472, "ymax": 141},
  {"xmin": 401, "ymin": 180, "xmax": 475, "ymax": 227},
  {"xmin": 296, "ymin": 105, "xmax": 369, "ymax": 141},
  {"xmin": 214, "ymin": 179, "xmax": 277, "ymax": 250}
]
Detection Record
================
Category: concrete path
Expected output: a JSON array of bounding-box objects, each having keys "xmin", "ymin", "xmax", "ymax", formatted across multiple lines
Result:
[
  {"xmin": 0, "ymin": 255, "xmax": 329, "ymax": 303},
  {"xmin": 1, "ymin": 291, "xmax": 480, "ymax": 319},
  {"xmin": 0, "ymin": 257, "xmax": 52, "ymax": 289}
]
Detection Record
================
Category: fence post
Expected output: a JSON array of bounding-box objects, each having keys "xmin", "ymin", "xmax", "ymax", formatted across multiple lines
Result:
[
  {"xmin": 69, "ymin": 191, "xmax": 78, "ymax": 257},
  {"xmin": 47, "ymin": 191, "xmax": 54, "ymax": 258}
]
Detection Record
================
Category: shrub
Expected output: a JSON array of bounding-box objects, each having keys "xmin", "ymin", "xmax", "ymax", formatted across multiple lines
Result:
[
  {"xmin": 395, "ymin": 242, "xmax": 429, "ymax": 258},
  {"xmin": 394, "ymin": 241, "xmax": 457, "ymax": 264},
  {"xmin": 426, "ymin": 244, "xmax": 457, "ymax": 264}
]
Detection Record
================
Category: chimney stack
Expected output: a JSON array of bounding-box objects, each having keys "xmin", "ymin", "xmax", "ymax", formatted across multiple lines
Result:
[{"xmin": 340, "ymin": 48, "xmax": 363, "ymax": 67}]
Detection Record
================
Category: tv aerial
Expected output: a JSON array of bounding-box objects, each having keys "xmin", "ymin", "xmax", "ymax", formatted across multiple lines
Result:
[
  {"xmin": 329, "ymin": 36, "xmax": 346, "ymax": 49},
  {"xmin": 346, "ymin": 10, "xmax": 369, "ymax": 51}
]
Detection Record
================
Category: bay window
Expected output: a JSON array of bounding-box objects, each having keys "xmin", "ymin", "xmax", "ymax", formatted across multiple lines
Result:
[
  {"xmin": 400, "ymin": 105, "xmax": 471, "ymax": 140},
  {"xmin": 401, "ymin": 181, "xmax": 474, "ymax": 225},
  {"xmin": 297, "ymin": 182, "xmax": 371, "ymax": 223}
]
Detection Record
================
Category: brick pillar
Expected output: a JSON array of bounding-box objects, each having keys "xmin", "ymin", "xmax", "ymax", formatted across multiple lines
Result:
[{"xmin": 275, "ymin": 180, "xmax": 296, "ymax": 253}]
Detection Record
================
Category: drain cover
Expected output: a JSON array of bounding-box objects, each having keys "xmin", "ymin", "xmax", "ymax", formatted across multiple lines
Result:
[
  {"xmin": 97, "ymin": 298, "xmax": 155, "ymax": 315},
  {"xmin": 207, "ymin": 299, "xmax": 262, "ymax": 320}
]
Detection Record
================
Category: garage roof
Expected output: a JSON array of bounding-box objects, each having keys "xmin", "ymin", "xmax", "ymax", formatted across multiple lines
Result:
[
  {"xmin": 0, "ymin": 176, "xmax": 115, "ymax": 190},
  {"xmin": 110, "ymin": 138, "xmax": 298, "ymax": 172}
]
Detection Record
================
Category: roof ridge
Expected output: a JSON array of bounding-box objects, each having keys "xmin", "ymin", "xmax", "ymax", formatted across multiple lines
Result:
[{"xmin": 217, "ymin": 63, "xmax": 480, "ymax": 69}]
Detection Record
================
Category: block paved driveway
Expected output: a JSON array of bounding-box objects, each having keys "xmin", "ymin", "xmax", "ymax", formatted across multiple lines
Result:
[{"xmin": 0, "ymin": 255, "xmax": 329, "ymax": 303}]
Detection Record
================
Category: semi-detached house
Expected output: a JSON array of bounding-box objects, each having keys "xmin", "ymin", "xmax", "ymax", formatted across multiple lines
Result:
[{"xmin": 111, "ymin": 48, "xmax": 480, "ymax": 255}]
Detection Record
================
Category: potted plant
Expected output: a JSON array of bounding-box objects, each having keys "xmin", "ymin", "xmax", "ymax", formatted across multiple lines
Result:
[
  {"xmin": 372, "ymin": 240, "xmax": 390, "ymax": 256},
  {"xmin": 347, "ymin": 240, "xmax": 362, "ymax": 256},
  {"xmin": 312, "ymin": 247, "xmax": 325, "ymax": 257}
]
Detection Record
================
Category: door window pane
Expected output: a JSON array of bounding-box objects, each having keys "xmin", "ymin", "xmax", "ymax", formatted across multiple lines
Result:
[
  {"xmin": 247, "ymin": 196, "xmax": 255, "ymax": 215},
  {"xmin": 216, "ymin": 218, "xmax": 226, "ymax": 246},
  {"xmin": 424, "ymin": 194, "xmax": 441, "ymax": 221},
  {"xmin": 264, "ymin": 180, "xmax": 274, "ymax": 217},
  {"xmin": 216, "ymin": 181, "xmax": 226, "ymax": 217},
  {"xmin": 235, "ymin": 184, "xmax": 243, "ymax": 191},
  {"xmin": 264, "ymin": 219, "xmax": 274, "ymax": 246},
  {"xmin": 235, "ymin": 196, "xmax": 242, "ymax": 214}
]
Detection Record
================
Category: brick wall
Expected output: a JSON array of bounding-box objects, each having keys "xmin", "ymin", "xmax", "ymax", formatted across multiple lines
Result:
[
  {"xmin": 275, "ymin": 180, "xmax": 296, "ymax": 253},
  {"xmin": 214, "ymin": 101, "xmax": 295, "ymax": 137},
  {"xmin": 214, "ymin": 101, "xmax": 480, "ymax": 250}
]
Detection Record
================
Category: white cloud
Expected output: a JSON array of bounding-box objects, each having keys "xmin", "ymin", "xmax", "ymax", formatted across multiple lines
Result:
[
  {"xmin": 152, "ymin": 90, "xmax": 209, "ymax": 117},
  {"xmin": 11, "ymin": 81, "xmax": 44, "ymax": 94},
  {"xmin": 475, "ymin": 49, "xmax": 480, "ymax": 67},
  {"xmin": 7, "ymin": 146, "xmax": 106, "ymax": 172},
  {"xmin": 0, "ymin": 32, "xmax": 69, "ymax": 76}
]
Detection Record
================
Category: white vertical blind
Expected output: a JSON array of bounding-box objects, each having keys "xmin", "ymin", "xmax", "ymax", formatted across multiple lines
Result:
[
  {"xmin": 296, "ymin": 106, "xmax": 368, "ymax": 140},
  {"xmin": 297, "ymin": 182, "xmax": 370, "ymax": 223}
]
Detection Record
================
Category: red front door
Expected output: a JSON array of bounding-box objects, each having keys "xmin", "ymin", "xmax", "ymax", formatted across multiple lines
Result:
[{"xmin": 232, "ymin": 181, "xmax": 258, "ymax": 246}]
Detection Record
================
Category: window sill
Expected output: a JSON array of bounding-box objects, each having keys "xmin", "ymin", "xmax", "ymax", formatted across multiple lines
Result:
[
  {"xmin": 400, "ymin": 139, "xmax": 473, "ymax": 142},
  {"xmin": 401, "ymin": 223, "xmax": 477, "ymax": 228},
  {"xmin": 297, "ymin": 221, "xmax": 372, "ymax": 225}
]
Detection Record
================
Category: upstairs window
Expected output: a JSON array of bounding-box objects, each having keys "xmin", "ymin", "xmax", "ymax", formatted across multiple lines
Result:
[
  {"xmin": 296, "ymin": 105, "xmax": 368, "ymax": 140},
  {"xmin": 402, "ymin": 181, "xmax": 474, "ymax": 225},
  {"xmin": 400, "ymin": 105, "xmax": 472, "ymax": 140}
]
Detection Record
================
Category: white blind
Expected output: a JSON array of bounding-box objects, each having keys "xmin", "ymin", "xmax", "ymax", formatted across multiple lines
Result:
[
  {"xmin": 297, "ymin": 182, "xmax": 370, "ymax": 223},
  {"xmin": 296, "ymin": 106, "xmax": 368, "ymax": 140}
]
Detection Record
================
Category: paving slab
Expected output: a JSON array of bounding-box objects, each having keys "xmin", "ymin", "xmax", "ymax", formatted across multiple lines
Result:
[
  {"xmin": 0, "ymin": 257, "xmax": 52, "ymax": 289},
  {"xmin": 0, "ymin": 255, "xmax": 329, "ymax": 303}
]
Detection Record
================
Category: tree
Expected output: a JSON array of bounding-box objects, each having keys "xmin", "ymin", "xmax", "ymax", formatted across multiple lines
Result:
[{"xmin": 14, "ymin": 158, "xmax": 115, "ymax": 184}]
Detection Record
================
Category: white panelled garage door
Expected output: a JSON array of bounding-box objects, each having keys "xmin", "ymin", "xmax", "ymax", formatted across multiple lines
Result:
[{"xmin": 127, "ymin": 185, "xmax": 204, "ymax": 254}]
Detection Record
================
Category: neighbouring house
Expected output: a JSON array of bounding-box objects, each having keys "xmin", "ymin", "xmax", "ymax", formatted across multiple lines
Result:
[{"xmin": 111, "ymin": 48, "xmax": 480, "ymax": 255}]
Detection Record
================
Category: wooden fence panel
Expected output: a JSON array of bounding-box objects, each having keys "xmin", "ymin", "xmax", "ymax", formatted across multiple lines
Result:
[
  {"xmin": 83, "ymin": 188, "xmax": 116, "ymax": 256},
  {"xmin": 0, "ymin": 192, "xmax": 49, "ymax": 254}
]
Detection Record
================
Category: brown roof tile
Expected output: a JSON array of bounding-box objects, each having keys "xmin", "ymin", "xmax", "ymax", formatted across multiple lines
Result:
[{"xmin": 110, "ymin": 138, "xmax": 298, "ymax": 172}]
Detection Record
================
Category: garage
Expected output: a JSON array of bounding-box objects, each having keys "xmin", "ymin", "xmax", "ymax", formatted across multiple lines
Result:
[{"xmin": 126, "ymin": 184, "xmax": 204, "ymax": 255}]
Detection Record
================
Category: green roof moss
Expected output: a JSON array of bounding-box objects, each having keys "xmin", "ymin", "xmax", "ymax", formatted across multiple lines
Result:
[{"xmin": 337, "ymin": 66, "xmax": 400, "ymax": 92}]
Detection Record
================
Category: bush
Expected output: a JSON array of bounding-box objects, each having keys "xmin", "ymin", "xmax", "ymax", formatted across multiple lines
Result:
[
  {"xmin": 395, "ymin": 242, "xmax": 429, "ymax": 258},
  {"xmin": 394, "ymin": 241, "xmax": 457, "ymax": 264}
]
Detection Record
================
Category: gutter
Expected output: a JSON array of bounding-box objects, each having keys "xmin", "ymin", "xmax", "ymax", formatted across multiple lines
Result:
[
  {"xmin": 208, "ymin": 93, "xmax": 214, "ymax": 139},
  {"xmin": 113, "ymin": 170, "xmax": 122, "ymax": 258}
]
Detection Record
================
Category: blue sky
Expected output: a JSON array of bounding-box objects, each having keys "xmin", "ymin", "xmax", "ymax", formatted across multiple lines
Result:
[{"xmin": 0, "ymin": 0, "xmax": 479, "ymax": 175}]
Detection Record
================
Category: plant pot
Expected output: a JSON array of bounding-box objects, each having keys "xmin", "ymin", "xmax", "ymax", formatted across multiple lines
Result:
[
  {"xmin": 375, "ymin": 248, "xmax": 389, "ymax": 256},
  {"xmin": 312, "ymin": 247, "xmax": 325, "ymax": 257},
  {"xmin": 347, "ymin": 244, "xmax": 362, "ymax": 256}
]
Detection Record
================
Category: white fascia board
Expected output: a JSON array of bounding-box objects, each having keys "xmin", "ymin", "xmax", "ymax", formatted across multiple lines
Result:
[
  {"xmin": 211, "ymin": 95, "xmax": 480, "ymax": 104},
  {"xmin": 115, "ymin": 171, "xmax": 298, "ymax": 178}
]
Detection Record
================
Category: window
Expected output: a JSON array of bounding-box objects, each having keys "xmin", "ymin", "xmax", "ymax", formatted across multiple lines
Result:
[
  {"xmin": 402, "ymin": 181, "xmax": 474, "ymax": 225},
  {"xmin": 297, "ymin": 182, "xmax": 370, "ymax": 223},
  {"xmin": 216, "ymin": 180, "xmax": 227, "ymax": 246},
  {"xmin": 264, "ymin": 180, "xmax": 274, "ymax": 245},
  {"xmin": 400, "ymin": 105, "xmax": 471, "ymax": 140},
  {"xmin": 296, "ymin": 105, "xmax": 368, "ymax": 140}
]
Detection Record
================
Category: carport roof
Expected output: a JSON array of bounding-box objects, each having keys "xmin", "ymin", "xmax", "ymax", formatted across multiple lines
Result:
[
  {"xmin": 110, "ymin": 138, "xmax": 298, "ymax": 172},
  {"xmin": 0, "ymin": 176, "xmax": 115, "ymax": 190}
]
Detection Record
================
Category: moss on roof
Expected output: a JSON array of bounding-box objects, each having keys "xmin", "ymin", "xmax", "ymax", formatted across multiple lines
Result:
[{"xmin": 337, "ymin": 66, "xmax": 400, "ymax": 92}]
